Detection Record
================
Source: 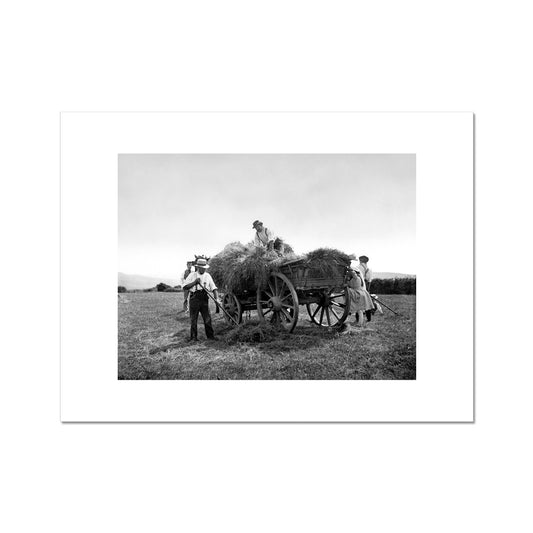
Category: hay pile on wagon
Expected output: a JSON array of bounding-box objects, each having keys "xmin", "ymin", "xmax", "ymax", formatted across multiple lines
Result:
[
  {"xmin": 304, "ymin": 248, "xmax": 352, "ymax": 278},
  {"xmin": 209, "ymin": 242, "xmax": 296, "ymax": 293},
  {"xmin": 209, "ymin": 241, "xmax": 351, "ymax": 294}
]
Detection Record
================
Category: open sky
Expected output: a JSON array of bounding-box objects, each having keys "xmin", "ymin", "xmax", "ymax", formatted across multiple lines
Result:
[{"xmin": 118, "ymin": 154, "xmax": 415, "ymax": 280}]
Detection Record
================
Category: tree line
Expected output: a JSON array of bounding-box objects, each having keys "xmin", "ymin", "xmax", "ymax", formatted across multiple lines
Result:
[
  {"xmin": 369, "ymin": 277, "xmax": 416, "ymax": 295},
  {"xmin": 118, "ymin": 283, "xmax": 181, "ymax": 293}
]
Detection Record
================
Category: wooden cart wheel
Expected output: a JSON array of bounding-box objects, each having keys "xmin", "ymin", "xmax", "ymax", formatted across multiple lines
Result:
[
  {"xmin": 306, "ymin": 287, "xmax": 350, "ymax": 328},
  {"xmin": 257, "ymin": 272, "xmax": 299, "ymax": 333},
  {"xmin": 222, "ymin": 292, "xmax": 243, "ymax": 325}
]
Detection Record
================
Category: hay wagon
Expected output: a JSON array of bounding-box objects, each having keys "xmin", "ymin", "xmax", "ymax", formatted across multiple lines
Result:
[{"xmin": 221, "ymin": 258, "xmax": 351, "ymax": 333}]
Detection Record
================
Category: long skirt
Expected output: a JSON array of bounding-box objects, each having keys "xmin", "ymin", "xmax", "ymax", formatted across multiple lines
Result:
[{"xmin": 348, "ymin": 287, "xmax": 374, "ymax": 313}]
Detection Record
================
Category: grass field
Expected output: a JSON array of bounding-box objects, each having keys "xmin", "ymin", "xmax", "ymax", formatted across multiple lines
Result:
[{"xmin": 118, "ymin": 292, "xmax": 416, "ymax": 380}]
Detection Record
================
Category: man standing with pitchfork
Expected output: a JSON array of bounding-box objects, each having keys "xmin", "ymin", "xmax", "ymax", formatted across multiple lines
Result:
[{"xmin": 182, "ymin": 257, "xmax": 220, "ymax": 342}]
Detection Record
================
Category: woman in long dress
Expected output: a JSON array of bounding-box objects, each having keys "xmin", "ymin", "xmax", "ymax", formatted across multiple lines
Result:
[{"xmin": 346, "ymin": 268, "xmax": 374, "ymax": 327}]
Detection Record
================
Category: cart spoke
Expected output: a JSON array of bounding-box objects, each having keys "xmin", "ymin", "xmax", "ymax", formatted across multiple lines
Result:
[
  {"xmin": 331, "ymin": 301, "xmax": 346, "ymax": 308},
  {"xmin": 319, "ymin": 307, "xmax": 324, "ymax": 325},
  {"xmin": 277, "ymin": 284, "xmax": 287, "ymax": 295},
  {"xmin": 280, "ymin": 308, "xmax": 292, "ymax": 322},
  {"xmin": 330, "ymin": 306, "xmax": 341, "ymax": 321},
  {"xmin": 326, "ymin": 307, "xmax": 331, "ymax": 326},
  {"xmin": 330, "ymin": 292, "xmax": 345, "ymax": 300},
  {"xmin": 311, "ymin": 304, "xmax": 321, "ymax": 319},
  {"xmin": 263, "ymin": 307, "xmax": 273, "ymax": 316}
]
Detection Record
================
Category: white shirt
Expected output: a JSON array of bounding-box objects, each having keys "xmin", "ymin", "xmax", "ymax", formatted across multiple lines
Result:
[
  {"xmin": 350, "ymin": 264, "xmax": 369, "ymax": 290},
  {"xmin": 359, "ymin": 263, "xmax": 373, "ymax": 282},
  {"xmin": 184, "ymin": 271, "xmax": 217, "ymax": 293},
  {"xmin": 254, "ymin": 227, "xmax": 276, "ymax": 247}
]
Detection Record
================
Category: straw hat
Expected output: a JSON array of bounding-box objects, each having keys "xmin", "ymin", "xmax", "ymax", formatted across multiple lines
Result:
[
  {"xmin": 252, "ymin": 220, "xmax": 263, "ymax": 228},
  {"xmin": 195, "ymin": 258, "xmax": 209, "ymax": 269}
]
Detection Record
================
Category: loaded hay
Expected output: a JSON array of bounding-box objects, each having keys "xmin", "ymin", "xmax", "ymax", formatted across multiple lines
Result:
[
  {"xmin": 208, "ymin": 241, "xmax": 351, "ymax": 295},
  {"xmin": 208, "ymin": 242, "xmax": 268, "ymax": 293},
  {"xmin": 209, "ymin": 242, "xmax": 297, "ymax": 294},
  {"xmin": 304, "ymin": 248, "xmax": 352, "ymax": 279}
]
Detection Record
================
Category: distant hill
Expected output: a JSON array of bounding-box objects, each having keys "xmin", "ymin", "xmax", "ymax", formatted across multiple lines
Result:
[
  {"xmin": 373, "ymin": 272, "xmax": 416, "ymax": 279},
  {"xmin": 118, "ymin": 272, "xmax": 180, "ymax": 290}
]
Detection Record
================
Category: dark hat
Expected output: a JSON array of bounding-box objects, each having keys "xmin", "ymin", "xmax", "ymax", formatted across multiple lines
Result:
[
  {"xmin": 359, "ymin": 255, "xmax": 369, "ymax": 263},
  {"xmin": 252, "ymin": 220, "xmax": 262, "ymax": 228}
]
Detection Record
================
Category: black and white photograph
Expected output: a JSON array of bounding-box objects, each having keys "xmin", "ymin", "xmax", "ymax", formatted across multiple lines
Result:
[
  {"xmin": 63, "ymin": 111, "xmax": 471, "ymax": 421},
  {"xmin": 6, "ymin": 0, "xmax": 533, "ymax": 531},
  {"xmin": 118, "ymin": 154, "xmax": 416, "ymax": 380}
]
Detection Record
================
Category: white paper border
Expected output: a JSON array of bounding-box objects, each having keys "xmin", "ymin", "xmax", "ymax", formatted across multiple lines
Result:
[{"xmin": 60, "ymin": 112, "xmax": 473, "ymax": 422}]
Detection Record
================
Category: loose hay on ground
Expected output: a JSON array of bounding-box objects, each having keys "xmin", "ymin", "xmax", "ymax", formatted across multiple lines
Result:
[{"xmin": 223, "ymin": 321, "xmax": 278, "ymax": 344}]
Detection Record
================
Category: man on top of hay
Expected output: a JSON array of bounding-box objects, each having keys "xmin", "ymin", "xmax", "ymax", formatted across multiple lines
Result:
[
  {"xmin": 252, "ymin": 220, "xmax": 276, "ymax": 250},
  {"xmin": 182, "ymin": 257, "xmax": 219, "ymax": 342},
  {"xmin": 252, "ymin": 220, "xmax": 285, "ymax": 256}
]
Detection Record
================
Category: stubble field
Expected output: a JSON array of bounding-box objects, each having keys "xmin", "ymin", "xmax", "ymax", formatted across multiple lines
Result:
[{"xmin": 118, "ymin": 292, "xmax": 416, "ymax": 380}]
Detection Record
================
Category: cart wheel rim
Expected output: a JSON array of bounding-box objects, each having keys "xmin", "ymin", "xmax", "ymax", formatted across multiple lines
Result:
[
  {"xmin": 257, "ymin": 272, "xmax": 299, "ymax": 333},
  {"xmin": 222, "ymin": 292, "xmax": 242, "ymax": 325},
  {"xmin": 306, "ymin": 286, "xmax": 350, "ymax": 327}
]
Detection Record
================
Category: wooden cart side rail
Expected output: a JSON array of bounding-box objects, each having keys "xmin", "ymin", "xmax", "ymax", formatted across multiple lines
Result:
[
  {"xmin": 278, "ymin": 260, "xmax": 349, "ymax": 277},
  {"xmin": 291, "ymin": 276, "xmax": 345, "ymax": 288},
  {"xmin": 219, "ymin": 259, "xmax": 351, "ymax": 297}
]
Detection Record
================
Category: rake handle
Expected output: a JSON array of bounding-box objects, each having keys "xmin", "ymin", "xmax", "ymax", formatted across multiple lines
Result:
[
  {"xmin": 371, "ymin": 295, "xmax": 400, "ymax": 316},
  {"xmin": 199, "ymin": 285, "xmax": 240, "ymax": 326}
]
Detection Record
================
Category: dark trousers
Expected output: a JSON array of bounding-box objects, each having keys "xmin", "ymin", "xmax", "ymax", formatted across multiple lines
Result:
[
  {"xmin": 355, "ymin": 310, "xmax": 372, "ymax": 323},
  {"xmin": 189, "ymin": 291, "xmax": 214, "ymax": 340}
]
